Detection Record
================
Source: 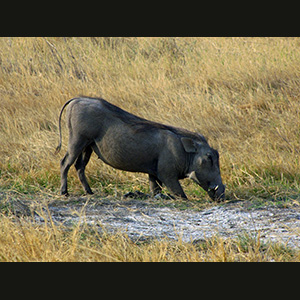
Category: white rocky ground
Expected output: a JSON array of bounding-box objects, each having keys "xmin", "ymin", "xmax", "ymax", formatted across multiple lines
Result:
[{"xmin": 45, "ymin": 197, "xmax": 300, "ymax": 248}]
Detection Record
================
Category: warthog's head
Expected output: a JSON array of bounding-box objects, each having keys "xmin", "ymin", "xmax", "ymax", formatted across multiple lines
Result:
[{"xmin": 181, "ymin": 137, "xmax": 225, "ymax": 201}]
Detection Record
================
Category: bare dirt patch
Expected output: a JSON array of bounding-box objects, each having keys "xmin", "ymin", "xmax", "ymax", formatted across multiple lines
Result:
[{"xmin": 4, "ymin": 192, "xmax": 299, "ymax": 248}]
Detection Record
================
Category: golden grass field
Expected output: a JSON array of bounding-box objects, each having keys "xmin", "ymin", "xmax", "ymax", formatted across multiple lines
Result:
[{"xmin": 1, "ymin": 37, "xmax": 300, "ymax": 261}]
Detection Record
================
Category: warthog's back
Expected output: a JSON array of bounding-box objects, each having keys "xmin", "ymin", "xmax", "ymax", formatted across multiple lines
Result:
[{"xmin": 67, "ymin": 97, "xmax": 206, "ymax": 140}]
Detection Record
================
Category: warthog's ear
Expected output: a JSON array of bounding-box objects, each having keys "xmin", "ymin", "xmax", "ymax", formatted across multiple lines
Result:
[{"xmin": 181, "ymin": 137, "xmax": 197, "ymax": 153}]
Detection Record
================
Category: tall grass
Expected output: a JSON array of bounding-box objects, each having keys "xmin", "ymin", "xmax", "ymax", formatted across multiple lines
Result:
[{"xmin": 1, "ymin": 37, "xmax": 300, "ymax": 199}]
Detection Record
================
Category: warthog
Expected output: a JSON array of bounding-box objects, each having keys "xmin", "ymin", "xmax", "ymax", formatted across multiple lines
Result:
[{"xmin": 55, "ymin": 97, "xmax": 225, "ymax": 201}]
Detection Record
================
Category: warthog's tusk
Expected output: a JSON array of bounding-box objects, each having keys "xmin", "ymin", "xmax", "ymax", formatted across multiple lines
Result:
[{"xmin": 208, "ymin": 184, "xmax": 219, "ymax": 192}]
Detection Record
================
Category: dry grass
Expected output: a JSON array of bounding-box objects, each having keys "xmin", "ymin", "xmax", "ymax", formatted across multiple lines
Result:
[
  {"xmin": 0, "ymin": 211, "xmax": 298, "ymax": 262},
  {"xmin": 0, "ymin": 37, "xmax": 300, "ymax": 261}
]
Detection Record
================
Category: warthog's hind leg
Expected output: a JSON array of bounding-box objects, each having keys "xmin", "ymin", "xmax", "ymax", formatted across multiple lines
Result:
[
  {"xmin": 75, "ymin": 145, "xmax": 93, "ymax": 195},
  {"xmin": 60, "ymin": 153, "xmax": 70, "ymax": 196},
  {"xmin": 59, "ymin": 137, "xmax": 89, "ymax": 196}
]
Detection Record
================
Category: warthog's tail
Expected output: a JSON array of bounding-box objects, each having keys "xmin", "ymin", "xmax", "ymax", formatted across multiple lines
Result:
[{"xmin": 55, "ymin": 98, "xmax": 78, "ymax": 155}]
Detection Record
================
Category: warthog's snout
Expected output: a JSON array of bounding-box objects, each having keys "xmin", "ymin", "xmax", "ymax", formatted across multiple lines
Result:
[{"xmin": 208, "ymin": 183, "xmax": 226, "ymax": 202}]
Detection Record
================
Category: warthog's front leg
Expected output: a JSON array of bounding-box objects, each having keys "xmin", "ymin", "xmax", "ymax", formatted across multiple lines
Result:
[
  {"xmin": 159, "ymin": 174, "xmax": 187, "ymax": 199},
  {"xmin": 149, "ymin": 174, "xmax": 162, "ymax": 196}
]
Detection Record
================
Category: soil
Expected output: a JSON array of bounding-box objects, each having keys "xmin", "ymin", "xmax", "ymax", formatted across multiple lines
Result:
[{"xmin": 2, "ymin": 191, "xmax": 299, "ymax": 249}]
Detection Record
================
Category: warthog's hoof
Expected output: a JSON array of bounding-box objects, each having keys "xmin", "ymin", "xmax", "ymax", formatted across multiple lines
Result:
[
  {"xmin": 154, "ymin": 193, "xmax": 174, "ymax": 200},
  {"xmin": 61, "ymin": 191, "xmax": 70, "ymax": 197}
]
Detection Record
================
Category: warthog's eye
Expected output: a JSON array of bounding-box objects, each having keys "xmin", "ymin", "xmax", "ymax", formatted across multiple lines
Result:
[{"xmin": 206, "ymin": 153, "xmax": 213, "ymax": 166}]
